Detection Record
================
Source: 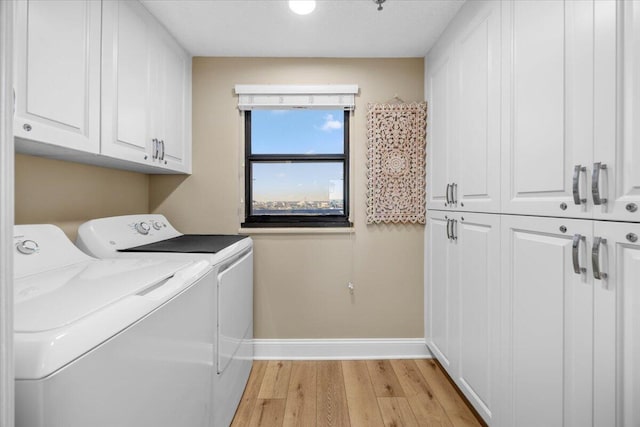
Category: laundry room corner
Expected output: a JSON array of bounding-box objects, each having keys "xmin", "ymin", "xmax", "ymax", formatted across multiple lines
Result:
[{"xmin": 148, "ymin": 57, "xmax": 426, "ymax": 343}]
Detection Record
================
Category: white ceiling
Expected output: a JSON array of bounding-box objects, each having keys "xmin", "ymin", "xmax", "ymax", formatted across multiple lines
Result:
[{"xmin": 141, "ymin": 0, "xmax": 465, "ymax": 58}]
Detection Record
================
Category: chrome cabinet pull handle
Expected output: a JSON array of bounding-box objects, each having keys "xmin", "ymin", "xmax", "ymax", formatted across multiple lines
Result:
[
  {"xmin": 592, "ymin": 237, "xmax": 608, "ymax": 280},
  {"xmin": 452, "ymin": 183, "xmax": 458, "ymax": 205},
  {"xmin": 448, "ymin": 183, "xmax": 454, "ymax": 205},
  {"xmin": 573, "ymin": 165, "xmax": 587, "ymax": 205},
  {"xmin": 572, "ymin": 234, "xmax": 586, "ymax": 274},
  {"xmin": 592, "ymin": 162, "xmax": 608, "ymax": 205},
  {"xmin": 152, "ymin": 138, "xmax": 158, "ymax": 159},
  {"xmin": 445, "ymin": 184, "xmax": 451, "ymax": 205},
  {"xmin": 446, "ymin": 219, "xmax": 452, "ymax": 240},
  {"xmin": 452, "ymin": 219, "xmax": 457, "ymax": 241},
  {"xmin": 160, "ymin": 140, "xmax": 165, "ymax": 161}
]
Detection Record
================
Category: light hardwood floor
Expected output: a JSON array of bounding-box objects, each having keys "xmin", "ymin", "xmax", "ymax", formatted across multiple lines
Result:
[{"xmin": 231, "ymin": 359, "xmax": 486, "ymax": 427}]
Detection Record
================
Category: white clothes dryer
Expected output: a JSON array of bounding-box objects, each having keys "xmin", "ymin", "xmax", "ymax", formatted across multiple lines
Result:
[
  {"xmin": 13, "ymin": 224, "xmax": 216, "ymax": 427},
  {"xmin": 76, "ymin": 214, "xmax": 253, "ymax": 427}
]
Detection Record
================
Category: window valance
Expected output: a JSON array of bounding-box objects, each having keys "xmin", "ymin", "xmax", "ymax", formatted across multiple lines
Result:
[{"xmin": 234, "ymin": 84, "xmax": 359, "ymax": 111}]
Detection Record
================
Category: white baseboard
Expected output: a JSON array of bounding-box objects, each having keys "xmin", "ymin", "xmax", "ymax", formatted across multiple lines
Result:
[{"xmin": 253, "ymin": 338, "xmax": 432, "ymax": 360}]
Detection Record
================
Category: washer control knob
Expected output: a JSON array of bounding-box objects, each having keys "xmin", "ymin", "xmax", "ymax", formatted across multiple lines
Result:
[
  {"xmin": 16, "ymin": 240, "xmax": 39, "ymax": 255},
  {"xmin": 135, "ymin": 222, "xmax": 151, "ymax": 235},
  {"xmin": 151, "ymin": 220, "xmax": 163, "ymax": 230}
]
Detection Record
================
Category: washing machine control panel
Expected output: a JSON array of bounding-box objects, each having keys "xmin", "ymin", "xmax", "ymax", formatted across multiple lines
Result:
[
  {"xmin": 15, "ymin": 224, "xmax": 92, "ymax": 279},
  {"xmin": 128, "ymin": 218, "xmax": 170, "ymax": 238},
  {"xmin": 132, "ymin": 220, "xmax": 167, "ymax": 235},
  {"xmin": 15, "ymin": 239, "xmax": 39, "ymax": 255},
  {"xmin": 76, "ymin": 214, "xmax": 182, "ymax": 258},
  {"xmin": 134, "ymin": 222, "xmax": 151, "ymax": 235}
]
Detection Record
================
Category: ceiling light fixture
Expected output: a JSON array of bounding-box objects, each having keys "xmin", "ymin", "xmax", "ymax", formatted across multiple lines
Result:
[
  {"xmin": 288, "ymin": 0, "xmax": 316, "ymax": 15},
  {"xmin": 373, "ymin": 0, "xmax": 386, "ymax": 11}
]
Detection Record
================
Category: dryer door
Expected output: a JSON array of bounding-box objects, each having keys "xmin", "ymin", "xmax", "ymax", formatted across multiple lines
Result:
[{"xmin": 217, "ymin": 249, "xmax": 253, "ymax": 374}]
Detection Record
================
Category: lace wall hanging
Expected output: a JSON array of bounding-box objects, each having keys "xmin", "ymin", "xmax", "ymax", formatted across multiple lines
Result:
[{"xmin": 366, "ymin": 101, "xmax": 427, "ymax": 224}]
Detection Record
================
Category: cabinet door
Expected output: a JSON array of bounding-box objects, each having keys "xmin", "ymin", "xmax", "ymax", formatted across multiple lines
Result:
[
  {"xmin": 101, "ymin": 0, "xmax": 153, "ymax": 165},
  {"xmin": 455, "ymin": 212, "xmax": 500, "ymax": 424},
  {"xmin": 501, "ymin": 215, "xmax": 593, "ymax": 427},
  {"xmin": 425, "ymin": 210, "xmax": 458, "ymax": 371},
  {"xmin": 426, "ymin": 52, "xmax": 456, "ymax": 211},
  {"xmin": 592, "ymin": 221, "xmax": 640, "ymax": 427},
  {"xmin": 153, "ymin": 29, "xmax": 191, "ymax": 173},
  {"xmin": 456, "ymin": 1, "xmax": 501, "ymax": 213},
  {"xmin": 594, "ymin": 1, "xmax": 640, "ymax": 222},
  {"xmin": 14, "ymin": 0, "xmax": 100, "ymax": 153},
  {"xmin": 501, "ymin": 1, "xmax": 594, "ymax": 218}
]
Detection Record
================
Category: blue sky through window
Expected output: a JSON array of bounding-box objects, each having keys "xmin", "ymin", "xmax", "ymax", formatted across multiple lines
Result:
[{"xmin": 251, "ymin": 109, "xmax": 344, "ymax": 154}]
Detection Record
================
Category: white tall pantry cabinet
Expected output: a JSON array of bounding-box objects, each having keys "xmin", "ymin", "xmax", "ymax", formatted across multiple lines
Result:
[
  {"xmin": 426, "ymin": 1, "xmax": 503, "ymax": 424},
  {"xmin": 425, "ymin": 1, "xmax": 640, "ymax": 426}
]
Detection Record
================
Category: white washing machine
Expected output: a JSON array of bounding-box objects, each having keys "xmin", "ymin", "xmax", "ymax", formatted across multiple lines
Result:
[
  {"xmin": 76, "ymin": 214, "xmax": 253, "ymax": 427},
  {"xmin": 13, "ymin": 224, "xmax": 216, "ymax": 427}
]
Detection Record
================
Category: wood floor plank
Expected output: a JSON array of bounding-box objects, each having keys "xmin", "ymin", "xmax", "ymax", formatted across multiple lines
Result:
[
  {"xmin": 248, "ymin": 399, "xmax": 286, "ymax": 427},
  {"xmin": 316, "ymin": 361, "xmax": 351, "ymax": 427},
  {"xmin": 342, "ymin": 360, "xmax": 385, "ymax": 427},
  {"xmin": 283, "ymin": 361, "xmax": 317, "ymax": 427},
  {"xmin": 391, "ymin": 359, "xmax": 453, "ymax": 426},
  {"xmin": 367, "ymin": 360, "xmax": 405, "ymax": 397},
  {"xmin": 406, "ymin": 394, "xmax": 454, "ymax": 427},
  {"xmin": 231, "ymin": 361, "xmax": 269, "ymax": 427},
  {"xmin": 378, "ymin": 397, "xmax": 419, "ymax": 427},
  {"xmin": 414, "ymin": 359, "xmax": 483, "ymax": 427},
  {"xmin": 259, "ymin": 361, "xmax": 293, "ymax": 399},
  {"xmin": 232, "ymin": 360, "xmax": 484, "ymax": 427},
  {"xmin": 390, "ymin": 359, "xmax": 433, "ymax": 397}
]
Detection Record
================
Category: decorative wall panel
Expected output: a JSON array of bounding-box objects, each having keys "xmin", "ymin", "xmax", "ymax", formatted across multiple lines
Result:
[{"xmin": 366, "ymin": 102, "xmax": 427, "ymax": 224}]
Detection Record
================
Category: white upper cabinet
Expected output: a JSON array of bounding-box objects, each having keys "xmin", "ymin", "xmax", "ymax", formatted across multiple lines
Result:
[
  {"xmin": 101, "ymin": 0, "xmax": 154, "ymax": 166},
  {"xmin": 501, "ymin": 0, "xmax": 594, "ymax": 218},
  {"xmin": 14, "ymin": 0, "xmax": 192, "ymax": 174},
  {"xmin": 102, "ymin": 0, "xmax": 191, "ymax": 173},
  {"xmin": 13, "ymin": 0, "xmax": 101, "ymax": 153},
  {"xmin": 454, "ymin": 1, "xmax": 501, "ymax": 213},
  {"xmin": 593, "ymin": 1, "xmax": 640, "ymax": 222},
  {"xmin": 153, "ymin": 28, "xmax": 191, "ymax": 172},
  {"xmin": 426, "ymin": 1, "xmax": 501, "ymax": 213},
  {"xmin": 425, "ymin": 53, "xmax": 455, "ymax": 211},
  {"xmin": 501, "ymin": 0, "xmax": 640, "ymax": 222}
]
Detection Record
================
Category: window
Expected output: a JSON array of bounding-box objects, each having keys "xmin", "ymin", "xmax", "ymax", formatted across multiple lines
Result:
[{"xmin": 242, "ymin": 109, "xmax": 350, "ymax": 227}]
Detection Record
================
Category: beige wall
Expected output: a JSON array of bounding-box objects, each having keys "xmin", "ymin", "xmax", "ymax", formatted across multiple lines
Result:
[
  {"xmin": 150, "ymin": 58, "xmax": 425, "ymax": 339},
  {"xmin": 15, "ymin": 154, "xmax": 149, "ymax": 240}
]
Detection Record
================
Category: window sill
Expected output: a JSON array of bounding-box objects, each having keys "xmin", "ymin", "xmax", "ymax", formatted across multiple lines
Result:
[{"xmin": 239, "ymin": 227, "xmax": 355, "ymax": 235}]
